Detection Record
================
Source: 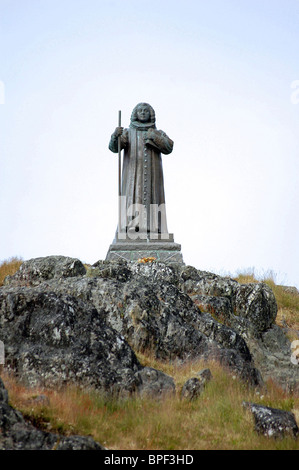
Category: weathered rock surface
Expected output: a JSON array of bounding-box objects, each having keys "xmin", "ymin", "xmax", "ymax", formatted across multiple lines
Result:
[
  {"xmin": 26, "ymin": 260, "xmax": 261, "ymax": 385},
  {"xmin": 0, "ymin": 377, "xmax": 104, "ymax": 450},
  {"xmin": 1, "ymin": 256, "xmax": 298, "ymax": 395},
  {"xmin": 0, "ymin": 288, "xmax": 141, "ymax": 394},
  {"xmin": 180, "ymin": 377, "xmax": 204, "ymax": 401},
  {"xmin": 197, "ymin": 368, "xmax": 213, "ymax": 384},
  {"xmin": 279, "ymin": 285, "xmax": 299, "ymax": 296},
  {"xmin": 178, "ymin": 266, "xmax": 277, "ymax": 336},
  {"xmin": 0, "ymin": 285, "xmax": 176, "ymax": 399},
  {"xmin": 181, "ymin": 368, "xmax": 213, "ymax": 401},
  {"xmin": 243, "ymin": 402, "xmax": 299, "ymax": 439},
  {"xmin": 177, "ymin": 265, "xmax": 298, "ymax": 393},
  {"xmin": 3, "ymin": 256, "xmax": 87, "ymax": 287},
  {"xmin": 135, "ymin": 367, "xmax": 175, "ymax": 399}
]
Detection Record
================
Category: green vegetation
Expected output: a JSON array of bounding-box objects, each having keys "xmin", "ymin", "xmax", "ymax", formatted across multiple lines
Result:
[{"xmin": 1, "ymin": 258, "xmax": 298, "ymax": 449}]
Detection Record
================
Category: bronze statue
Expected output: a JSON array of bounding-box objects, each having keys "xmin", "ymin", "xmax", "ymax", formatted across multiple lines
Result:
[{"xmin": 109, "ymin": 103, "xmax": 173, "ymax": 237}]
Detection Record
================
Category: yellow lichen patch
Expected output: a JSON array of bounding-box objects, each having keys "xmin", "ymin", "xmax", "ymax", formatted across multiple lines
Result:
[{"xmin": 137, "ymin": 257, "xmax": 157, "ymax": 264}]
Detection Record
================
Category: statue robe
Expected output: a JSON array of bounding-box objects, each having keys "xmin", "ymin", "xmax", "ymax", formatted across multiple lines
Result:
[{"xmin": 109, "ymin": 125, "xmax": 173, "ymax": 234}]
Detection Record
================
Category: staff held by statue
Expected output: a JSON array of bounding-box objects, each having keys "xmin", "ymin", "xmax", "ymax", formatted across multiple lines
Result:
[{"xmin": 118, "ymin": 110, "xmax": 122, "ymax": 237}]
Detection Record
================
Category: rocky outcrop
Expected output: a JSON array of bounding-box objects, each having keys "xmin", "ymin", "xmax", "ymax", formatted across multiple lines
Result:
[
  {"xmin": 0, "ymin": 285, "xmax": 174, "ymax": 398},
  {"xmin": 0, "ymin": 377, "xmax": 104, "ymax": 450},
  {"xmin": 1, "ymin": 256, "xmax": 298, "ymax": 395},
  {"xmin": 178, "ymin": 265, "xmax": 277, "ymax": 336},
  {"xmin": 177, "ymin": 265, "xmax": 298, "ymax": 393}
]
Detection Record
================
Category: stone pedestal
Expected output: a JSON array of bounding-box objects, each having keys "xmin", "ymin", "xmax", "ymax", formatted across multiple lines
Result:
[{"xmin": 105, "ymin": 233, "xmax": 184, "ymax": 264}]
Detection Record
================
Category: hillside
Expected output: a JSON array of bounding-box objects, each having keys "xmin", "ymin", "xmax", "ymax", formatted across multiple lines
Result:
[{"xmin": 0, "ymin": 256, "xmax": 298, "ymax": 450}]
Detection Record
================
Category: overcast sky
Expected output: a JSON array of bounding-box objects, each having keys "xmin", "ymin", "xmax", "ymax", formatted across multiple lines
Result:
[{"xmin": 1, "ymin": 0, "xmax": 298, "ymax": 288}]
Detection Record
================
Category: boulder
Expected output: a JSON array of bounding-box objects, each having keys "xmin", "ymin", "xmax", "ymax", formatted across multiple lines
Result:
[
  {"xmin": 245, "ymin": 325, "xmax": 299, "ymax": 394},
  {"xmin": 197, "ymin": 368, "xmax": 213, "ymax": 384},
  {"xmin": 180, "ymin": 377, "xmax": 204, "ymax": 401},
  {"xmin": 0, "ymin": 288, "xmax": 137, "ymax": 392},
  {"xmin": 234, "ymin": 283, "xmax": 277, "ymax": 335},
  {"xmin": 135, "ymin": 367, "xmax": 175, "ymax": 399},
  {"xmin": 180, "ymin": 368, "xmax": 213, "ymax": 401},
  {"xmin": 0, "ymin": 286, "xmax": 173, "ymax": 398},
  {"xmin": 3, "ymin": 256, "xmax": 86, "ymax": 287},
  {"xmin": 243, "ymin": 402, "xmax": 299, "ymax": 439},
  {"xmin": 279, "ymin": 286, "xmax": 299, "ymax": 296}
]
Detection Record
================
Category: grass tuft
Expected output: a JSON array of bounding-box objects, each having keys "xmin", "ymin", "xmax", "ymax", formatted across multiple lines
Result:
[{"xmin": 0, "ymin": 257, "xmax": 23, "ymax": 286}]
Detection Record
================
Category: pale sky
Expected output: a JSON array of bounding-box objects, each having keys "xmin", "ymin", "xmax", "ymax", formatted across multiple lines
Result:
[{"xmin": 1, "ymin": 0, "xmax": 299, "ymax": 288}]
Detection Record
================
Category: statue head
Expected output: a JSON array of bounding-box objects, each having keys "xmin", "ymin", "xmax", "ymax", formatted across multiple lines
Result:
[{"xmin": 131, "ymin": 103, "xmax": 156, "ymax": 125}]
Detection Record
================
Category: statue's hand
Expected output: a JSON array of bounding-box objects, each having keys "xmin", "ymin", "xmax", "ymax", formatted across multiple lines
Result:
[
  {"xmin": 145, "ymin": 129, "xmax": 160, "ymax": 147},
  {"xmin": 113, "ymin": 127, "xmax": 124, "ymax": 137},
  {"xmin": 144, "ymin": 128, "xmax": 156, "ymax": 144},
  {"xmin": 146, "ymin": 128, "xmax": 156, "ymax": 138}
]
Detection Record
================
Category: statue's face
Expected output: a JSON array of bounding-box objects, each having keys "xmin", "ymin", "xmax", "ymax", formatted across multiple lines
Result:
[{"xmin": 136, "ymin": 105, "xmax": 150, "ymax": 123}]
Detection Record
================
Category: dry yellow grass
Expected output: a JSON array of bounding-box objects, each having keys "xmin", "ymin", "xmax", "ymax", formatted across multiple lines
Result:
[
  {"xmin": 2, "ymin": 357, "xmax": 299, "ymax": 450},
  {"xmin": 0, "ymin": 257, "xmax": 23, "ymax": 286}
]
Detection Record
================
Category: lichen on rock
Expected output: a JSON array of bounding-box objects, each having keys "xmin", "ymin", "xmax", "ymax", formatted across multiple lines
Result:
[{"xmin": 1, "ymin": 256, "xmax": 298, "ymax": 396}]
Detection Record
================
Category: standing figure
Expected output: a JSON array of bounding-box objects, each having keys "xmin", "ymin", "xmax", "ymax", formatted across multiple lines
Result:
[{"xmin": 109, "ymin": 103, "xmax": 173, "ymax": 237}]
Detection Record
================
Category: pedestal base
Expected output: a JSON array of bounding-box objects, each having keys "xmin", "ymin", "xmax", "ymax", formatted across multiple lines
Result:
[{"xmin": 105, "ymin": 233, "xmax": 184, "ymax": 264}]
